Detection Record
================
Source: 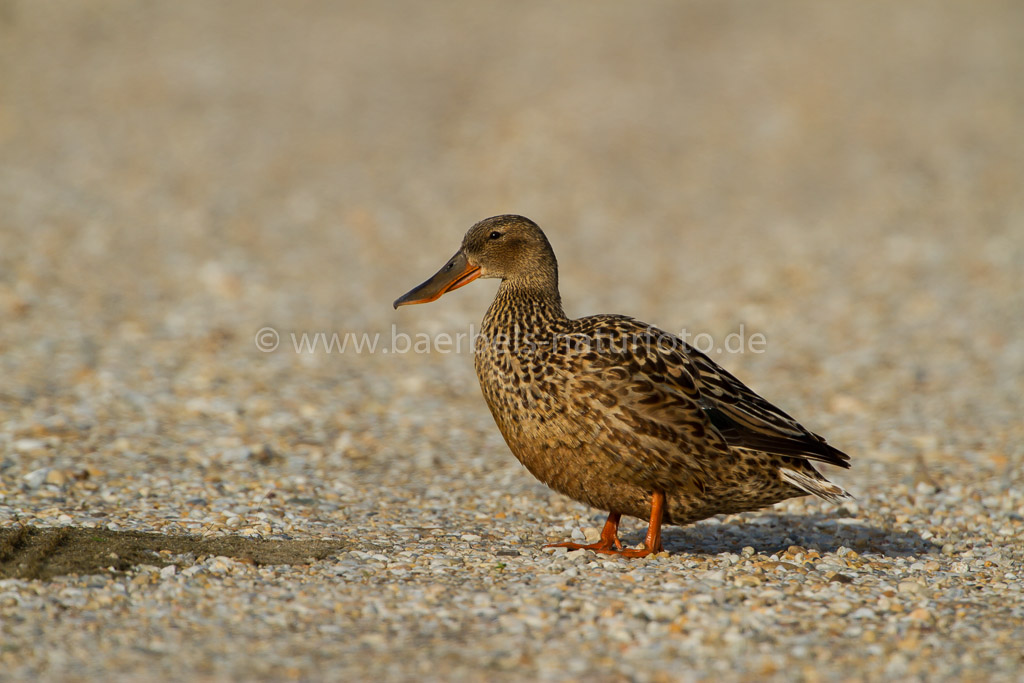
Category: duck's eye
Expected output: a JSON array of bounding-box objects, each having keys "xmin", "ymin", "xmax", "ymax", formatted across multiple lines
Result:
[{"xmin": 489, "ymin": 231, "xmax": 503, "ymax": 240}]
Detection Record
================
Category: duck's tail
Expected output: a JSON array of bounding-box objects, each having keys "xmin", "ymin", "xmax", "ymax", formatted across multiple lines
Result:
[{"xmin": 780, "ymin": 466, "xmax": 852, "ymax": 504}]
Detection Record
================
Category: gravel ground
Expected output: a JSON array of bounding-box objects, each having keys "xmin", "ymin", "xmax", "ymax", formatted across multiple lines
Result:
[{"xmin": 2, "ymin": 1, "xmax": 1023, "ymax": 681}]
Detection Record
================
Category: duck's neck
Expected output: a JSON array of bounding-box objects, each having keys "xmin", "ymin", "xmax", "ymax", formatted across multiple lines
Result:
[{"xmin": 483, "ymin": 277, "xmax": 567, "ymax": 335}]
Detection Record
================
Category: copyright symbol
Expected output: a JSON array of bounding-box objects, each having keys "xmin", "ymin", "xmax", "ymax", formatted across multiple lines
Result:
[{"xmin": 254, "ymin": 326, "xmax": 280, "ymax": 352}]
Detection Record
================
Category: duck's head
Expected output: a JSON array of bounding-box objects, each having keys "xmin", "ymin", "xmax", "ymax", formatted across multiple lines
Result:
[{"xmin": 393, "ymin": 215, "xmax": 558, "ymax": 308}]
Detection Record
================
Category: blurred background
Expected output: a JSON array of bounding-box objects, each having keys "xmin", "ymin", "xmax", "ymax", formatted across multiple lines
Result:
[
  {"xmin": 1, "ymin": 0, "xmax": 1022, "ymax": 510},
  {"xmin": 2, "ymin": 2, "xmax": 1023, "ymax": 679}
]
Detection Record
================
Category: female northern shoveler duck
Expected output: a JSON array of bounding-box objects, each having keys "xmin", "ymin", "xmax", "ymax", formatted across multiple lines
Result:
[{"xmin": 394, "ymin": 215, "xmax": 851, "ymax": 558}]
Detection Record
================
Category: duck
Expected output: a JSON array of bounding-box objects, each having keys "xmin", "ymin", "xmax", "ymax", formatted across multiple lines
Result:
[{"xmin": 394, "ymin": 215, "xmax": 851, "ymax": 557}]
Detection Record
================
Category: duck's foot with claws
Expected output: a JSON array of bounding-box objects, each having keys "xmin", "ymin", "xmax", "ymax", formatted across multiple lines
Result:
[
  {"xmin": 544, "ymin": 491, "xmax": 665, "ymax": 558},
  {"xmin": 545, "ymin": 511, "xmax": 624, "ymax": 553}
]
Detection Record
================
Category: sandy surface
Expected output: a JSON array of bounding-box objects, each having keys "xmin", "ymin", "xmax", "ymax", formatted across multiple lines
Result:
[{"xmin": 1, "ymin": 1, "xmax": 1023, "ymax": 681}]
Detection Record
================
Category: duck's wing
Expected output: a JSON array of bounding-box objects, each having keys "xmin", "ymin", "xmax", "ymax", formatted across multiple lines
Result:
[
  {"xmin": 561, "ymin": 316, "xmax": 849, "ymax": 481},
  {"xmin": 549, "ymin": 317, "xmax": 736, "ymax": 494},
  {"xmin": 680, "ymin": 345, "xmax": 851, "ymax": 469}
]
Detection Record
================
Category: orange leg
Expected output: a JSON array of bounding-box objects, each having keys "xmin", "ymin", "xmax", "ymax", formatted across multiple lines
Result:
[
  {"xmin": 545, "ymin": 511, "xmax": 624, "ymax": 552},
  {"xmin": 627, "ymin": 489, "xmax": 665, "ymax": 557},
  {"xmin": 544, "ymin": 490, "xmax": 666, "ymax": 558}
]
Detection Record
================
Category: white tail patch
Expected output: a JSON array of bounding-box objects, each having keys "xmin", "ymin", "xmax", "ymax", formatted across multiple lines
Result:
[{"xmin": 780, "ymin": 467, "xmax": 852, "ymax": 503}]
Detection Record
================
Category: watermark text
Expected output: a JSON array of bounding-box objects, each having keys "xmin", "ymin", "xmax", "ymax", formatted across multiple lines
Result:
[{"xmin": 255, "ymin": 324, "xmax": 767, "ymax": 356}]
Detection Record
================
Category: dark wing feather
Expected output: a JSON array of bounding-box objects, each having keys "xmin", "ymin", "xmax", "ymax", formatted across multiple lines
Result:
[
  {"xmin": 564, "ymin": 315, "xmax": 850, "ymax": 474},
  {"xmin": 682, "ymin": 348, "xmax": 851, "ymax": 469}
]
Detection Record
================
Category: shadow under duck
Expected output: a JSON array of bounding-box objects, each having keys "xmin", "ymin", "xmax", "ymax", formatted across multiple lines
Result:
[{"xmin": 394, "ymin": 215, "xmax": 851, "ymax": 558}]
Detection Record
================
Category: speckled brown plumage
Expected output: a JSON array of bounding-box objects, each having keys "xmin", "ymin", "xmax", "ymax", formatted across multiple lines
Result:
[{"xmin": 395, "ymin": 215, "xmax": 851, "ymax": 557}]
